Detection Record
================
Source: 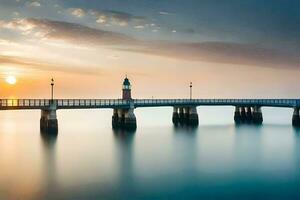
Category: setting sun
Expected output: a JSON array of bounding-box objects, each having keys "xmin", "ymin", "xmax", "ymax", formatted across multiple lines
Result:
[{"xmin": 5, "ymin": 76, "xmax": 17, "ymax": 85}]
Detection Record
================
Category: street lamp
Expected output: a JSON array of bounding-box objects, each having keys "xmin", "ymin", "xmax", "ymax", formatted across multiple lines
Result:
[
  {"xmin": 51, "ymin": 78, "xmax": 54, "ymax": 102},
  {"xmin": 190, "ymin": 82, "xmax": 193, "ymax": 100}
]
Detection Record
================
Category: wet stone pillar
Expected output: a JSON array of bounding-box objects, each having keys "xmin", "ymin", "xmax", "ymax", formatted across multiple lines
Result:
[
  {"xmin": 112, "ymin": 109, "xmax": 124, "ymax": 129},
  {"xmin": 292, "ymin": 107, "xmax": 300, "ymax": 127},
  {"xmin": 47, "ymin": 102, "xmax": 58, "ymax": 133},
  {"xmin": 124, "ymin": 108, "xmax": 137, "ymax": 130},
  {"xmin": 240, "ymin": 107, "xmax": 247, "ymax": 122},
  {"xmin": 246, "ymin": 107, "xmax": 253, "ymax": 123},
  {"xmin": 172, "ymin": 107, "xmax": 179, "ymax": 126},
  {"xmin": 40, "ymin": 109, "xmax": 49, "ymax": 131},
  {"xmin": 234, "ymin": 106, "xmax": 242, "ymax": 124},
  {"xmin": 117, "ymin": 109, "xmax": 124, "ymax": 126},
  {"xmin": 253, "ymin": 106, "xmax": 263, "ymax": 125},
  {"xmin": 112, "ymin": 109, "xmax": 119, "ymax": 128},
  {"xmin": 188, "ymin": 106, "xmax": 199, "ymax": 126},
  {"xmin": 178, "ymin": 107, "xmax": 185, "ymax": 124},
  {"xmin": 40, "ymin": 101, "xmax": 58, "ymax": 134},
  {"xmin": 113, "ymin": 102, "xmax": 137, "ymax": 130},
  {"xmin": 183, "ymin": 107, "xmax": 189, "ymax": 124}
]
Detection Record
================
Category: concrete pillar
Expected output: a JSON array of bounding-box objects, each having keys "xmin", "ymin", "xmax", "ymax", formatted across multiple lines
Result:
[
  {"xmin": 292, "ymin": 107, "xmax": 300, "ymax": 127},
  {"xmin": 234, "ymin": 106, "xmax": 242, "ymax": 124},
  {"xmin": 246, "ymin": 107, "xmax": 253, "ymax": 123},
  {"xmin": 111, "ymin": 109, "xmax": 125, "ymax": 129},
  {"xmin": 253, "ymin": 106, "xmax": 263, "ymax": 125},
  {"xmin": 172, "ymin": 107, "xmax": 179, "ymax": 126},
  {"xmin": 40, "ymin": 109, "xmax": 49, "ymax": 131},
  {"xmin": 188, "ymin": 106, "xmax": 199, "ymax": 126},
  {"xmin": 178, "ymin": 107, "xmax": 185, "ymax": 124},
  {"xmin": 240, "ymin": 107, "xmax": 246, "ymax": 122},
  {"xmin": 124, "ymin": 108, "xmax": 137, "ymax": 130},
  {"xmin": 117, "ymin": 109, "xmax": 124, "ymax": 126},
  {"xmin": 112, "ymin": 109, "xmax": 119, "ymax": 128},
  {"xmin": 113, "ymin": 103, "xmax": 136, "ymax": 130},
  {"xmin": 183, "ymin": 107, "xmax": 189, "ymax": 124},
  {"xmin": 40, "ymin": 101, "xmax": 58, "ymax": 134},
  {"xmin": 48, "ymin": 110, "xmax": 58, "ymax": 133}
]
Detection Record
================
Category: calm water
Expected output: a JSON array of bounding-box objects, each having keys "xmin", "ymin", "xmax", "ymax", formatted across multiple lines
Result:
[{"xmin": 1, "ymin": 107, "xmax": 300, "ymax": 200}]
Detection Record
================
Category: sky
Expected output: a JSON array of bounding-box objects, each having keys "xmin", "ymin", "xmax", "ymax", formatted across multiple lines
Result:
[{"xmin": 0, "ymin": 0, "xmax": 299, "ymax": 98}]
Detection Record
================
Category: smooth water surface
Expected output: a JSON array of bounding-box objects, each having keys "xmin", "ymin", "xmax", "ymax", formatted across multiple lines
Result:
[{"xmin": 0, "ymin": 107, "xmax": 300, "ymax": 199}]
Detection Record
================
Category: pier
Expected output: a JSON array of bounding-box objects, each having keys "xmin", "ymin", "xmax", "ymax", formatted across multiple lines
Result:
[{"xmin": 0, "ymin": 77, "xmax": 300, "ymax": 133}]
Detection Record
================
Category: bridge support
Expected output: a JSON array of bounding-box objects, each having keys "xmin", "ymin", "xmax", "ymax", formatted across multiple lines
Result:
[
  {"xmin": 112, "ymin": 108, "xmax": 137, "ymax": 130},
  {"xmin": 124, "ymin": 108, "xmax": 137, "ymax": 129},
  {"xmin": 112, "ymin": 109, "xmax": 119, "ymax": 129},
  {"xmin": 178, "ymin": 107, "xmax": 185, "ymax": 124},
  {"xmin": 292, "ymin": 107, "xmax": 300, "ymax": 127},
  {"xmin": 246, "ymin": 107, "xmax": 253, "ymax": 123},
  {"xmin": 253, "ymin": 106, "xmax": 263, "ymax": 124},
  {"xmin": 234, "ymin": 106, "xmax": 263, "ymax": 125},
  {"xmin": 40, "ymin": 102, "xmax": 58, "ymax": 134},
  {"xmin": 40, "ymin": 110, "xmax": 49, "ymax": 131},
  {"xmin": 188, "ymin": 107, "xmax": 199, "ymax": 126},
  {"xmin": 240, "ymin": 107, "xmax": 246, "ymax": 123},
  {"xmin": 172, "ymin": 106, "xmax": 198, "ymax": 127},
  {"xmin": 234, "ymin": 106, "xmax": 242, "ymax": 124},
  {"xmin": 172, "ymin": 107, "xmax": 179, "ymax": 126}
]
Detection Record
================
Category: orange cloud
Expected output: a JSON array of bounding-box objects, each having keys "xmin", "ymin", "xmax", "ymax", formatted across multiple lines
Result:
[{"xmin": 0, "ymin": 55, "xmax": 103, "ymax": 75}]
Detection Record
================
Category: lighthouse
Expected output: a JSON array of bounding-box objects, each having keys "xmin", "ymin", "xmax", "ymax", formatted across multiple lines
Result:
[
  {"xmin": 122, "ymin": 76, "xmax": 132, "ymax": 100},
  {"xmin": 111, "ymin": 76, "xmax": 136, "ymax": 130}
]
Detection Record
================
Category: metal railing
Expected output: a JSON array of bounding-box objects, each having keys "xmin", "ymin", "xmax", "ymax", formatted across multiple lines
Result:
[
  {"xmin": 56, "ymin": 99, "xmax": 129, "ymax": 108},
  {"xmin": 133, "ymin": 99, "xmax": 299, "ymax": 107},
  {"xmin": 0, "ymin": 99, "xmax": 50, "ymax": 108},
  {"xmin": 0, "ymin": 99, "xmax": 298, "ymax": 110},
  {"xmin": 0, "ymin": 99, "xmax": 131, "ymax": 109}
]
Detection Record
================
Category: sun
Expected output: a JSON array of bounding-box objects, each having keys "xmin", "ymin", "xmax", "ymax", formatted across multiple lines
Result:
[{"xmin": 5, "ymin": 76, "xmax": 17, "ymax": 85}]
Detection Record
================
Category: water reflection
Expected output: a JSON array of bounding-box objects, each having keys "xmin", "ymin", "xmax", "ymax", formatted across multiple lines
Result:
[
  {"xmin": 2, "ymin": 108, "xmax": 300, "ymax": 199},
  {"xmin": 293, "ymin": 127, "xmax": 300, "ymax": 135},
  {"xmin": 173, "ymin": 125, "xmax": 198, "ymax": 135},
  {"xmin": 40, "ymin": 132, "xmax": 58, "ymax": 200},
  {"xmin": 233, "ymin": 124, "xmax": 263, "ymax": 174},
  {"xmin": 173, "ymin": 124, "xmax": 198, "ymax": 174},
  {"xmin": 112, "ymin": 128, "xmax": 136, "ymax": 199},
  {"xmin": 40, "ymin": 132, "xmax": 58, "ymax": 147}
]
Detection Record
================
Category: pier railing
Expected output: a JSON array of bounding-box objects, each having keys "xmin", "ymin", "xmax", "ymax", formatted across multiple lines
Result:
[
  {"xmin": 134, "ymin": 99, "xmax": 299, "ymax": 107},
  {"xmin": 0, "ymin": 99, "xmax": 130, "ymax": 109},
  {"xmin": 0, "ymin": 99, "xmax": 299, "ymax": 110}
]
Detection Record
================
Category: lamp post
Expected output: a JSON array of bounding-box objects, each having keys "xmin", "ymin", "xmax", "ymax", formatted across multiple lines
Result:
[
  {"xmin": 51, "ymin": 78, "xmax": 54, "ymax": 102},
  {"xmin": 190, "ymin": 82, "xmax": 193, "ymax": 100}
]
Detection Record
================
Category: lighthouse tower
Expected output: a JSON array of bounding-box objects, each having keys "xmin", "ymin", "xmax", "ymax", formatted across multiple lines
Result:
[
  {"xmin": 112, "ymin": 76, "xmax": 136, "ymax": 130},
  {"xmin": 122, "ymin": 76, "xmax": 132, "ymax": 100}
]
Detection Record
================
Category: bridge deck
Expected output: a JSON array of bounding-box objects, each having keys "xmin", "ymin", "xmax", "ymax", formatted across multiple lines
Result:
[{"xmin": 0, "ymin": 99, "xmax": 298, "ymax": 110}]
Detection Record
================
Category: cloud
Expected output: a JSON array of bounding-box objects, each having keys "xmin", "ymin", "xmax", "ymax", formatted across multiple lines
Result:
[
  {"xmin": 96, "ymin": 15, "xmax": 107, "ymax": 24},
  {"xmin": 134, "ymin": 25, "xmax": 144, "ymax": 29},
  {"xmin": 0, "ymin": 18, "xmax": 138, "ymax": 46},
  {"xmin": 88, "ymin": 9, "xmax": 147, "ymax": 27},
  {"xmin": 0, "ymin": 55, "xmax": 102, "ymax": 75},
  {"xmin": 0, "ymin": 18, "xmax": 37, "ymax": 32},
  {"xmin": 0, "ymin": 39, "xmax": 20, "ymax": 46},
  {"xmin": 159, "ymin": 11, "xmax": 171, "ymax": 15},
  {"xmin": 70, "ymin": 8, "xmax": 85, "ymax": 18},
  {"xmin": 119, "ymin": 41, "xmax": 300, "ymax": 69},
  {"xmin": 1, "ymin": 18, "xmax": 299, "ymax": 69},
  {"xmin": 27, "ymin": 1, "xmax": 41, "ymax": 7}
]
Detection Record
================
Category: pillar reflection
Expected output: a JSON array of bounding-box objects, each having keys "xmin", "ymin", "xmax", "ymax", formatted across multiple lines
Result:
[
  {"xmin": 112, "ymin": 128, "xmax": 136, "ymax": 198},
  {"xmin": 40, "ymin": 131, "xmax": 59, "ymax": 199}
]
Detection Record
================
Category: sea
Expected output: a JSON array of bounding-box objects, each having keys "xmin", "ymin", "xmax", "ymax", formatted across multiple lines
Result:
[{"xmin": 0, "ymin": 106, "xmax": 300, "ymax": 200}]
